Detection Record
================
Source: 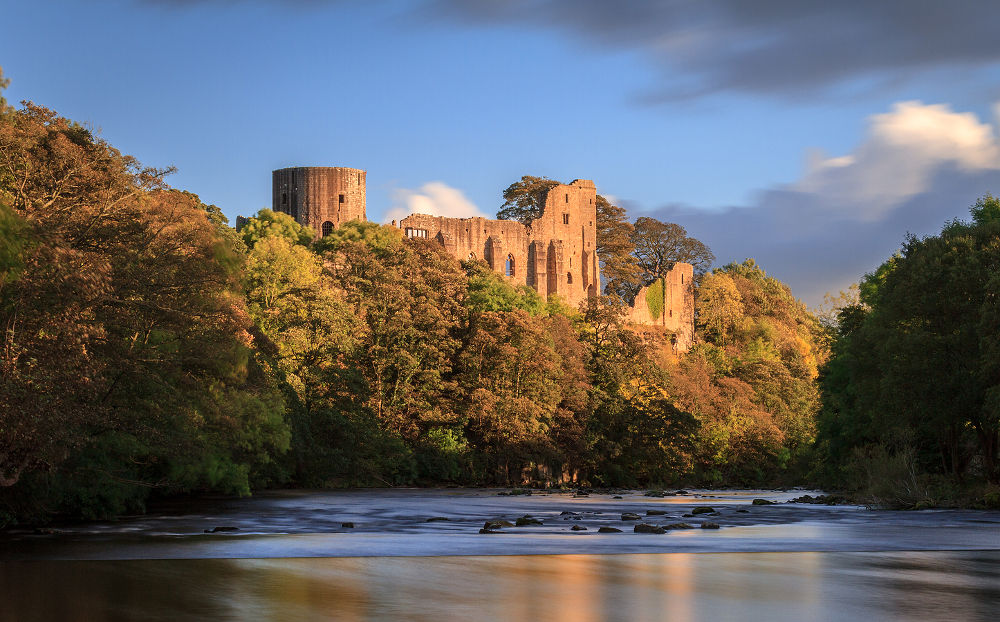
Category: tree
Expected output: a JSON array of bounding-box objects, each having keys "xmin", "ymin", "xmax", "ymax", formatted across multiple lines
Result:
[
  {"xmin": 497, "ymin": 175, "xmax": 559, "ymax": 225},
  {"xmin": 0, "ymin": 103, "xmax": 290, "ymax": 522},
  {"xmin": 631, "ymin": 217, "xmax": 714, "ymax": 283},
  {"xmin": 818, "ymin": 197, "xmax": 1000, "ymax": 486},
  {"xmin": 239, "ymin": 208, "xmax": 314, "ymax": 248},
  {"xmin": 595, "ymin": 195, "xmax": 642, "ymax": 300},
  {"xmin": 0, "ymin": 66, "xmax": 10, "ymax": 113}
]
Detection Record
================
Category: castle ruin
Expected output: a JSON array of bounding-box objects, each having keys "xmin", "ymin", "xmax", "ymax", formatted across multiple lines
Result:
[
  {"xmin": 272, "ymin": 166, "xmax": 694, "ymax": 350},
  {"xmin": 398, "ymin": 179, "xmax": 600, "ymax": 309},
  {"xmin": 272, "ymin": 167, "xmax": 367, "ymax": 236}
]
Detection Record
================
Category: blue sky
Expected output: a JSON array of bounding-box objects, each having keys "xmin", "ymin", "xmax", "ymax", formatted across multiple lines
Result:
[{"xmin": 5, "ymin": 0, "xmax": 1000, "ymax": 305}]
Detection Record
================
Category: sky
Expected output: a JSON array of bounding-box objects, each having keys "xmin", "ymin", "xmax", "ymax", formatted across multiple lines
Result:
[{"xmin": 5, "ymin": 0, "xmax": 1000, "ymax": 306}]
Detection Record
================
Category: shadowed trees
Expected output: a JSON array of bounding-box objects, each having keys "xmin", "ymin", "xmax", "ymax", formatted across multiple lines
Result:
[
  {"xmin": 0, "ymin": 103, "xmax": 289, "ymax": 521},
  {"xmin": 818, "ymin": 196, "xmax": 1000, "ymax": 492}
]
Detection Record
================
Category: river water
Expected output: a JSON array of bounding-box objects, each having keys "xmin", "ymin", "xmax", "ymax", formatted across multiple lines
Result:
[{"xmin": 2, "ymin": 489, "xmax": 998, "ymax": 620}]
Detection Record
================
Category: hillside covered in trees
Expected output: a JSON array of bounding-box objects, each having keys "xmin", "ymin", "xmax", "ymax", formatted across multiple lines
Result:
[{"xmin": 0, "ymin": 79, "xmax": 858, "ymax": 525}]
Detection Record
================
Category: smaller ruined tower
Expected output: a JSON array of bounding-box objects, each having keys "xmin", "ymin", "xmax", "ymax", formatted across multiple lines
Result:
[{"xmin": 272, "ymin": 166, "xmax": 366, "ymax": 236}]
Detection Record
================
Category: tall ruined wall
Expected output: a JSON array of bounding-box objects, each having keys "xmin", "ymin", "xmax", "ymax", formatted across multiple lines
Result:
[
  {"xmin": 531, "ymin": 179, "xmax": 601, "ymax": 306},
  {"xmin": 628, "ymin": 263, "xmax": 695, "ymax": 352},
  {"xmin": 398, "ymin": 179, "xmax": 599, "ymax": 308},
  {"xmin": 272, "ymin": 167, "xmax": 366, "ymax": 235}
]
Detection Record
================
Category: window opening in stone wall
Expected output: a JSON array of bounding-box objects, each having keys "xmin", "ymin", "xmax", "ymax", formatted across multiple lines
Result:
[
  {"xmin": 468, "ymin": 252, "xmax": 476, "ymax": 261},
  {"xmin": 567, "ymin": 272, "xmax": 573, "ymax": 284},
  {"xmin": 322, "ymin": 221, "xmax": 334, "ymax": 237},
  {"xmin": 404, "ymin": 228, "xmax": 428, "ymax": 238},
  {"xmin": 565, "ymin": 194, "xmax": 569, "ymax": 203},
  {"xmin": 357, "ymin": 173, "xmax": 361, "ymax": 184},
  {"xmin": 282, "ymin": 193, "xmax": 287, "ymax": 205},
  {"xmin": 506, "ymin": 254, "xmax": 515, "ymax": 277},
  {"xmin": 681, "ymin": 274, "xmax": 684, "ymax": 284},
  {"xmin": 562, "ymin": 213, "xmax": 570, "ymax": 224},
  {"xmin": 339, "ymin": 194, "xmax": 345, "ymax": 203}
]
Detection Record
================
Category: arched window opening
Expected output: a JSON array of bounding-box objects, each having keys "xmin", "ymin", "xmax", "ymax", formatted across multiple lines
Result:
[
  {"xmin": 506, "ymin": 254, "xmax": 515, "ymax": 277},
  {"xmin": 567, "ymin": 272, "xmax": 573, "ymax": 284},
  {"xmin": 321, "ymin": 221, "xmax": 334, "ymax": 237},
  {"xmin": 468, "ymin": 252, "xmax": 477, "ymax": 261}
]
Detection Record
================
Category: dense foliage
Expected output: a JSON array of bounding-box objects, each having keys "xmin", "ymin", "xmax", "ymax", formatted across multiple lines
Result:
[
  {"xmin": 0, "ymin": 95, "xmax": 829, "ymax": 525},
  {"xmin": 818, "ymin": 197, "xmax": 1000, "ymax": 506}
]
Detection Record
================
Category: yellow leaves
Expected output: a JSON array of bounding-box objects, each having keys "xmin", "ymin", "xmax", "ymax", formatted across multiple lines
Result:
[{"xmin": 697, "ymin": 272, "xmax": 743, "ymax": 345}]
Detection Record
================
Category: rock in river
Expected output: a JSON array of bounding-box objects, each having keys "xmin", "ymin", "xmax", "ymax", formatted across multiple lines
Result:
[
  {"xmin": 484, "ymin": 520, "xmax": 515, "ymax": 530},
  {"xmin": 621, "ymin": 512, "xmax": 642, "ymax": 521},
  {"xmin": 701, "ymin": 522, "xmax": 721, "ymax": 529},
  {"xmin": 570, "ymin": 525, "xmax": 587, "ymax": 531},
  {"xmin": 665, "ymin": 522, "xmax": 694, "ymax": 530},
  {"xmin": 634, "ymin": 523, "xmax": 666, "ymax": 534},
  {"xmin": 691, "ymin": 507, "xmax": 715, "ymax": 515},
  {"xmin": 598, "ymin": 527, "xmax": 623, "ymax": 533}
]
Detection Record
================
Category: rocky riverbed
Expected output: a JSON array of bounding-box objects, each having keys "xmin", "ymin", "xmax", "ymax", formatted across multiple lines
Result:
[{"xmin": 3, "ymin": 488, "xmax": 999, "ymax": 560}]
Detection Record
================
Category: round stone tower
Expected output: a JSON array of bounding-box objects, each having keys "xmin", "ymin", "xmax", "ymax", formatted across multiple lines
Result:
[{"xmin": 272, "ymin": 166, "xmax": 367, "ymax": 236}]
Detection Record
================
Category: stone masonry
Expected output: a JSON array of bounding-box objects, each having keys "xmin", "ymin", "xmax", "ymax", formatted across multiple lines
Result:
[
  {"xmin": 272, "ymin": 167, "xmax": 366, "ymax": 236},
  {"xmin": 399, "ymin": 179, "xmax": 601, "ymax": 309},
  {"xmin": 627, "ymin": 264, "xmax": 695, "ymax": 352}
]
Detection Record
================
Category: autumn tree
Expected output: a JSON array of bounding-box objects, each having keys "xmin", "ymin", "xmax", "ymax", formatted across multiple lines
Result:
[
  {"xmin": 595, "ymin": 195, "xmax": 642, "ymax": 300},
  {"xmin": 632, "ymin": 217, "xmax": 714, "ymax": 282},
  {"xmin": 0, "ymin": 66, "xmax": 10, "ymax": 112},
  {"xmin": 0, "ymin": 103, "xmax": 289, "ymax": 522}
]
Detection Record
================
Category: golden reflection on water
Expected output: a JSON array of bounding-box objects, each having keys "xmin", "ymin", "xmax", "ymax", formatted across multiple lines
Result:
[{"xmin": 2, "ymin": 551, "xmax": 999, "ymax": 621}]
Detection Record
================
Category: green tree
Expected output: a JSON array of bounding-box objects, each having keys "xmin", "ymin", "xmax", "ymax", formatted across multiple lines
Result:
[
  {"xmin": 497, "ymin": 175, "xmax": 559, "ymax": 224},
  {"xmin": 464, "ymin": 259, "xmax": 544, "ymax": 314},
  {"xmin": 819, "ymin": 196, "xmax": 1000, "ymax": 486},
  {"xmin": 239, "ymin": 208, "xmax": 314, "ymax": 248}
]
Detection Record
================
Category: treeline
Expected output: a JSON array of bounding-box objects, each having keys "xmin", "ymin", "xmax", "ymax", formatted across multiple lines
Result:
[
  {"xmin": 817, "ymin": 197, "xmax": 1000, "ymax": 507},
  {"xmin": 0, "ymin": 93, "xmax": 828, "ymax": 524}
]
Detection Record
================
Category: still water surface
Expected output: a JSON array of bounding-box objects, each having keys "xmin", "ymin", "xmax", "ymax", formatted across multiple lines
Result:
[{"xmin": 2, "ymin": 489, "xmax": 998, "ymax": 620}]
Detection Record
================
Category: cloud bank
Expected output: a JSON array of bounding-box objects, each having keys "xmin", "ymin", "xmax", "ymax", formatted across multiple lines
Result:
[
  {"xmin": 384, "ymin": 181, "xmax": 489, "ymax": 224},
  {"xmin": 649, "ymin": 101, "xmax": 1000, "ymax": 306},
  {"xmin": 429, "ymin": 0, "xmax": 1000, "ymax": 98}
]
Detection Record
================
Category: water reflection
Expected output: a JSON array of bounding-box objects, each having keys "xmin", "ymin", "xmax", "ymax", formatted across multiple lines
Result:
[{"xmin": 2, "ymin": 551, "xmax": 998, "ymax": 621}]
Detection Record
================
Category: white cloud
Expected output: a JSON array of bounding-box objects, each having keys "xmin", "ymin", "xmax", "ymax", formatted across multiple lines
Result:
[
  {"xmin": 794, "ymin": 101, "xmax": 1000, "ymax": 221},
  {"xmin": 383, "ymin": 181, "xmax": 488, "ymax": 224},
  {"xmin": 651, "ymin": 101, "xmax": 1000, "ymax": 306}
]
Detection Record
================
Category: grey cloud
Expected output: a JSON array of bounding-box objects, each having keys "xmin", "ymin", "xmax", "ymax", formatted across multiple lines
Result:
[
  {"xmin": 427, "ymin": 0, "xmax": 1000, "ymax": 97},
  {"xmin": 650, "ymin": 165, "xmax": 1000, "ymax": 306}
]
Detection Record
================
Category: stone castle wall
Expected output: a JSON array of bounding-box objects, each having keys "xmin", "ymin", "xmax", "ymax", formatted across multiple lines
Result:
[
  {"xmin": 628, "ymin": 263, "xmax": 695, "ymax": 352},
  {"xmin": 399, "ymin": 179, "xmax": 600, "ymax": 309},
  {"xmin": 272, "ymin": 167, "xmax": 366, "ymax": 235}
]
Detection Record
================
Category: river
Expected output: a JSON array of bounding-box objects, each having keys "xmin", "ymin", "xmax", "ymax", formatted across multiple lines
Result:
[{"xmin": 2, "ymin": 489, "xmax": 998, "ymax": 620}]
